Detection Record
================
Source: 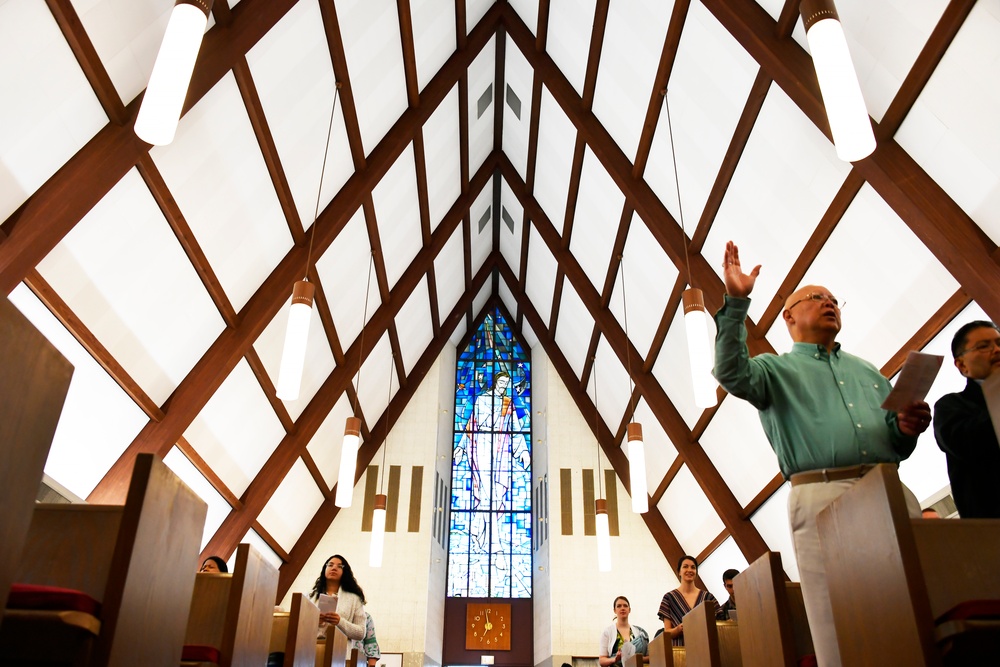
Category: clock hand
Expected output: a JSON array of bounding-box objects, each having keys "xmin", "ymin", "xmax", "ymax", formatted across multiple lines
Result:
[{"xmin": 485, "ymin": 609, "xmax": 492, "ymax": 631}]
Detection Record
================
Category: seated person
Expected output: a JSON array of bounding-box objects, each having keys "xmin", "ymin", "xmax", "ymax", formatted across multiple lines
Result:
[
  {"xmin": 199, "ymin": 556, "xmax": 228, "ymax": 573},
  {"xmin": 352, "ymin": 611, "xmax": 381, "ymax": 667},
  {"xmin": 717, "ymin": 568, "xmax": 739, "ymax": 620},
  {"xmin": 658, "ymin": 555, "xmax": 717, "ymax": 646},
  {"xmin": 599, "ymin": 596, "xmax": 648, "ymax": 667}
]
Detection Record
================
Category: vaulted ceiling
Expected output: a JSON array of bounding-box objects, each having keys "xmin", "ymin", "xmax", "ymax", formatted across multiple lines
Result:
[{"xmin": 2, "ymin": 0, "xmax": 998, "ymax": 596}]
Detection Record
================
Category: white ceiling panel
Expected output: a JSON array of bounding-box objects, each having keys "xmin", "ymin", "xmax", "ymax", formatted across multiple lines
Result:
[
  {"xmin": 184, "ymin": 359, "xmax": 287, "ymax": 497},
  {"xmin": 749, "ymin": 481, "xmax": 798, "ymax": 581},
  {"xmin": 619, "ymin": 398, "xmax": 678, "ymax": 489},
  {"xmin": 316, "ymin": 209, "xmax": 380, "ymax": 352},
  {"xmin": 9, "ymin": 284, "xmax": 148, "ymax": 500},
  {"xmin": 68, "ymin": 0, "xmax": 174, "ymax": 105},
  {"xmin": 499, "ymin": 179, "xmax": 525, "ymax": 279},
  {"xmin": 569, "ymin": 147, "xmax": 624, "ymax": 293},
  {"xmin": 701, "ymin": 395, "xmax": 781, "ymax": 507},
  {"xmin": 552, "ymin": 280, "xmax": 592, "ymax": 380},
  {"xmin": 0, "ymin": 1, "xmax": 108, "ymax": 223},
  {"xmin": 466, "ymin": 0, "xmax": 495, "ymax": 31},
  {"xmin": 609, "ymin": 213, "xmax": 679, "ymax": 359},
  {"xmin": 411, "ymin": 0, "xmax": 457, "ymax": 92},
  {"xmin": 588, "ymin": 336, "xmax": 630, "ymax": 436},
  {"xmin": 242, "ymin": 530, "xmax": 283, "ymax": 569},
  {"xmin": 395, "ymin": 276, "xmax": 434, "ymax": 374},
  {"xmin": 434, "ymin": 225, "xmax": 467, "ymax": 320},
  {"xmin": 36, "ymin": 168, "xmax": 226, "ymax": 405},
  {"xmin": 521, "ymin": 318, "xmax": 538, "ymax": 349},
  {"xmin": 502, "ymin": 40, "xmax": 533, "ymax": 180},
  {"xmin": 372, "ymin": 144, "xmax": 423, "ymax": 289},
  {"xmin": 150, "ymin": 73, "xmax": 293, "ymax": 312},
  {"xmin": 895, "ymin": 2, "xmax": 1000, "ymax": 243},
  {"xmin": 698, "ymin": 536, "xmax": 750, "ymax": 602},
  {"xmin": 469, "ymin": 196, "xmax": 493, "ymax": 279},
  {"xmin": 545, "ymin": 0, "xmax": 596, "ymax": 97},
  {"xmin": 652, "ymin": 304, "xmax": 706, "ymax": 429},
  {"xmin": 337, "ymin": 0, "xmax": 408, "ymax": 155},
  {"xmin": 533, "ymin": 86, "xmax": 577, "ymax": 235},
  {"xmin": 472, "ymin": 280, "xmax": 491, "ymax": 319},
  {"xmin": 354, "ymin": 332, "xmax": 398, "ymax": 426},
  {"xmin": 498, "ymin": 273, "xmax": 518, "ymax": 319},
  {"xmin": 785, "ymin": 184, "xmax": 960, "ymax": 367},
  {"xmin": 423, "ymin": 86, "xmax": 463, "ymax": 232},
  {"xmin": 246, "ymin": 0, "xmax": 354, "ymax": 232},
  {"xmin": 704, "ymin": 86, "xmax": 852, "ymax": 324},
  {"xmin": 253, "ymin": 284, "xmax": 336, "ymax": 422},
  {"xmin": 306, "ymin": 393, "xmax": 357, "ymax": 489},
  {"xmin": 645, "ymin": 0, "xmax": 758, "ymax": 224},
  {"xmin": 509, "ymin": 0, "xmax": 538, "ymax": 34},
  {"xmin": 450, "ymin": 319, "xmax": 471, "ymax": 346},
  {"xmin": 467, "ymin": 35, "xmax": 497, "ymax": 176},
  {"xmin": 163, "ymin": 446, "xmax": 233, "ymax": 550},
  {"xmin": 591, "ymin": 0, "xmax": 672, "ymax": 161},
  {"xmin": 657, "ymin": 464, "xmax": 725, "ymax": 556},
  {"xmin": 257, "ymin": 458, "xmax": 326, "ymax": 551},
  {"xmin": 524, "ymin": 225, "xmax": 558, "ymax": 329}
]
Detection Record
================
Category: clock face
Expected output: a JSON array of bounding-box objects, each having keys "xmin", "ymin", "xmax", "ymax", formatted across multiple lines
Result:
[{"xmin": 465, "ymin": 602, "xmax": 512, "ymax": 651}]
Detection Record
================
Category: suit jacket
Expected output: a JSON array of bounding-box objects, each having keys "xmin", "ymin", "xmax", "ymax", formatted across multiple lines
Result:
[{"xmin": 933, "ymin": 378, "xmax": 1000, "ymax": 518}]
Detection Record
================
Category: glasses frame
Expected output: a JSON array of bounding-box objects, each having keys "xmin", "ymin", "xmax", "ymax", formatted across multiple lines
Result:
[
  {"xmin": 958, "ymin": 338, "xmax": 1000, "ymax": 357},
  {"xmin": 786, "ymin": 292, "xmax": 844, "ymax": 311}
]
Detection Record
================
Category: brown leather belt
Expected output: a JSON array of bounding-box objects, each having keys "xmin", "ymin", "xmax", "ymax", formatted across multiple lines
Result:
[{"xmin": 789, "ymin": 463, "xmax": 881, "ymax": 487}]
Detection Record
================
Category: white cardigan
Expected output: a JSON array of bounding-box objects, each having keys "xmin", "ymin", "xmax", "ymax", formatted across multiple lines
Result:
[{"xmin": 317, "ymin": 589, "xmax": 366, "ymax": 641}]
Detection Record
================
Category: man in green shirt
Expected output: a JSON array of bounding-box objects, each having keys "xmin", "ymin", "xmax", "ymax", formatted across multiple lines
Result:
[{"xmin": 713, "ymin": 241, "xmax": 931, "ymax": 666}]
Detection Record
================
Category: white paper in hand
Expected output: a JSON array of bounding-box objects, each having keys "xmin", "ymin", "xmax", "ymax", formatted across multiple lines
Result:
[
  {"xmin": 881, "ymin": 351, "xmax": 943, "ymax": 411},
  {"xmin": 318, "ymin": 593, "xmax": 338, "ymax": 614},
  {"xmin": 620, "ymin": 640, "xmax": 636, "ymax": 664}
]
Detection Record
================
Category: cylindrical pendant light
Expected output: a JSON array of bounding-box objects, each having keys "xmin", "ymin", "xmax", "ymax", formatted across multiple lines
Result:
[
  {"xmin": 800, "ymin": 0, "xmax": 876, "ymax": 162},
  {"xmin": 369, "ymin": 493, "xmax": 387, "ymax": 567},
  {"xmin": 683, "ymin": 288, "xmax": 718, "ymax": 408},
  {"xmin": 627, "ymin": 423, "xmax": 648, "ymax": 514},
  {"xmin": 335, "ymin": 416, "xmax": 361, "ymax": 507},
  {"xmin": 275, "ymin": 280, "xmax": 315, "ymax": 401},
  {"xmin": 595, "ymin": 498, "xmax": 612, "ymax": 572},
  {"xmin": 134, "ymin": 0, "xmax": 213, "ymax": 146}
]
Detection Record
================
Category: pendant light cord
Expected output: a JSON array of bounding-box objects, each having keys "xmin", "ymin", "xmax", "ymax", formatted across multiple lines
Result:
[
  {"xmin": 378, "ymin": 351, "xmax": 393, "ymax": 494},
  {"xmin": 663, "ymin": 90, "xmax": 692, "ymax": 287},
  {"xmin": 593, "ymin": 356, "xmax": 603, "ymax": 500},
  {"xmin": 353, "ymin": 251, "xmax": 375, "ymax": 414},
  {"xmin": 304, "ymin": 82, "xmax": 341, "ymax": 279},
  {"xmin": 618, "ymin": 257, "xmax": 636, "ymax": 422}
]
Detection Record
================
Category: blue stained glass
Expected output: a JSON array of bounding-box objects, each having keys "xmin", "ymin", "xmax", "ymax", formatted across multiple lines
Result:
[{"xmin": 447, "ymin": 306, "xmax": 531, "ymax": 599}]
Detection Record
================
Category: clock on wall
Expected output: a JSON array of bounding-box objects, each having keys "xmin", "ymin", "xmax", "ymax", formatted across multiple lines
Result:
[{"xmin": 465, "ymin": 602, "xmax": 512, "ymax": 651}]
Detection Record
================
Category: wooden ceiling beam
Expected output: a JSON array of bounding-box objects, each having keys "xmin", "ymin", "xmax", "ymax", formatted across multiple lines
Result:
[
  {"xmin": 700, "ymin": 0, "xmax": 1000, "ymax": 321},
  {"xmin": 85, "ymin": 13, "xmax": 503, "ymax": 503},
  {"xmin": 500, "ymin": 156, "xmax": 770, "ymax": 560},
  {"xmin": 276, "ymin": 255, "xmax": 494, "ymax": 597},
  {"xmin": 0, "ymin": 0, "xmax": 301, "ymax": 296}
]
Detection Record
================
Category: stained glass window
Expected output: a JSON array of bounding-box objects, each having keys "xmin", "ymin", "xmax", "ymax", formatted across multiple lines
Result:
[{"xmin": 448, "ymin": 306, "xmax": 531, "ymax": 598}]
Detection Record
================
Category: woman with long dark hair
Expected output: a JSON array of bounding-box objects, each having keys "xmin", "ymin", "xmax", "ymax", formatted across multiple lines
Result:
[
  {"xmin": 657, "ymin": 555, "xmax": 717, "ymax": 646},
  {"xmin": 310, "ymin": 554, "xmax": 366, "ymax": 640}
]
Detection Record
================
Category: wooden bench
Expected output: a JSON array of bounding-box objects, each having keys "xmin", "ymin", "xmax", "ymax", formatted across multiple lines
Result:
[
  {"xmin": 270, "ymin": 592, "xmax": 320, "ymax": 667},
  {"xmin": 0, "ymin": 296, "xmax": 74, "ymax": 610},
  {"xmin": 734, "ymin": 552, "xmax": 813, "ymax": 667},
  {"xmin": 181, "ymin": 542, "xmax": 280, "ymax": 666},
  {"xmin": 1, "ymin": 453, "xmax": 207, "ymax": 666},
  {"xmin": 643, "ymin": 631, "xmax": 686, "ymax": 667},
  {"xmin": 314, "ymin": 626, "xmax": 359, "ymax": 667},
  {"xmin": 682, "ymin": 600, "xmax": 742, "ymax": 667},
  {"xmin": 818, "ymin": 463, "xmax": 1000, "ymax": 665}
]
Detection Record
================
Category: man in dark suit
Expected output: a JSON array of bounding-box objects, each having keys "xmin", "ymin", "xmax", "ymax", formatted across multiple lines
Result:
[{"xmin": 933, "ymin": 320, "xmax": 1000, "ymax": 518}]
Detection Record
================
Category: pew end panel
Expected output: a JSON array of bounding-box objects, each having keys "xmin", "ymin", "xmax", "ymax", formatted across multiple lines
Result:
[
  {"xmin": 647, "ymin": 630, "xmax": 676, "ymax": 667},
  {"xmin": 733, "ymin": 552, "xmax": 808, "ymax": 667},
  {"xmin": 0, "ymin": 296, "xmax": 74, "ymax": 610},
  {"xmin": 271, "ymin": 593, "xmax": 319, "ymax": 667},
  {"xmin": 682, "ymin": 600, "xmax": 720, "ymax": 667},
  {"xmin": 316, "ymin": 628, "xmax": 351, "ymax": 667}
]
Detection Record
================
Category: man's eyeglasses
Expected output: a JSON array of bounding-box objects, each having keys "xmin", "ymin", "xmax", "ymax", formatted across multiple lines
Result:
[
  {"xmin": 958, "ymin": 339, "xmax": 1000, "ymax": 356},
  {"xmin": 787, "ymin": 292, "xmax": 844, "ymax": 310}
]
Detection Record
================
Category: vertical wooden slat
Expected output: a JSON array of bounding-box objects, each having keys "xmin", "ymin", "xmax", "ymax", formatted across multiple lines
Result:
[
  {"xmin": 362, "ymin": 466, "xmax": 378, "ymax": 532},
  {"xmin": 582, "ymin": 469, "xmax": 596, "ymax": 536},
  {"xmin": 408, "ymin": 466, "xmax": 423, "ymax": 532},
  {"xmin": 605, "ymin": 469, "xmax": 619, "ymax": 537},
  {"xmin": 386, "ymin": 465, "xmax": 401, "ymax": 531},
  {"xmin": 560, "ymin": 468, "xmax": 574, "ymax": 536}
]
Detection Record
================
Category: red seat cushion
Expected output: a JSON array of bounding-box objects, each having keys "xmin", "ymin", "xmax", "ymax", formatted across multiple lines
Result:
[
  {"xmin": 182, "ymin": 645, "xmax": 222, "ymax": 664},
  {"xmin": 936, "ymin": 600, "xmax": 1000, "ymax": 624},
  {"xmin": 7, "ymin": 583, "xmax": 101, "ymax": 617},
  {"xmin": 797, "ymin": 655, "xmax": 818, "ymax": 667}
]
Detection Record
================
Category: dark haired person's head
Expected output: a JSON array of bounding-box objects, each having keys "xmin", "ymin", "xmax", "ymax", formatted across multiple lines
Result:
[
  {"xmin": 722, "ymin": 568, "xmax": 739, "ymax": 599},
  {"xmin": 675, "ymin": 555, "xmax": 698, "ymax": 573},
  {"xmin": 200, "ymin": 556, "xmax": 228, "ymax": 573},
  {"xmin": 676, "ymin": 555, "xmax": 698, "ymax": 586},
  {"xmin": 951, "ymin": 321, "xmax": 999, "ymax": 358},
  {"xmin": 310, "ymin": 554, "xmax": 366, "ymax": 603},
  {"xmin": 951, "ymin": 321, "xmax": 1000, "ymax": 380}
]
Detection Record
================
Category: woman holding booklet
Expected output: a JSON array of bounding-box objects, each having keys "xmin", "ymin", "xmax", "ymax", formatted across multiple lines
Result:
[{"xmin": 310, "ymin": 554, "xmax": 367, "ymax": 640}]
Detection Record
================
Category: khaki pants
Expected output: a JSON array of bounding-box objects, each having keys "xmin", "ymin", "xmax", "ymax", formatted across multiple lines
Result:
[{"xmin": 787, "ymin": 476, "xmax": 919, "ymax": 667}]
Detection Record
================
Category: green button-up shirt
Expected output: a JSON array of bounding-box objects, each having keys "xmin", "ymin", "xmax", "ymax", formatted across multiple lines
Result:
[{"xmin": 713, "ymin": 295, "xmax": 917, "ymax": 478}]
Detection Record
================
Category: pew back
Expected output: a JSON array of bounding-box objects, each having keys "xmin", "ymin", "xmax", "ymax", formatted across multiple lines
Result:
[
  {"xmin": 733, "ymin": 551, "xmax": 811, "ymax": 667},
  {"xmin": 683, "ymin": 600, "xmax": 720, "ymax": 667},
  {"xmin": 272, "ymin": 593, "xmax": 320, "ymax": 667}
]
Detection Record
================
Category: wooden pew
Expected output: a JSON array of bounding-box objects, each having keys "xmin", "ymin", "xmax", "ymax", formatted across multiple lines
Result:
[
  {"xmin": 314, "ymin": 627, "xmax": 358, "ymax": 667},
  {"xmin": 1, "ymin": 453, "xmax": 208, "ymax": 666},
  {"xmin": 818, "ymin": 463, "xmax": 1000, "ymax": 665},
  {"xmin": 0, "ymin": 296, "xmax": 74, "ymax": 610},
  {"xmin": 270, "ymin": 593, "xmax": 320, "ymax": 667},
  {"xmin": 682, "ymin": 600, "xmax": 742, "ymax": 667},
  {"xmin": 645, "ymin": 631, "xmax": 686, "ymax": 667},
  {"xmin": 734, "ymin": 552, "xmax": 813, "ymax": 667},
  {"xmin": 181, "ymin": 543, "xmax": 280, "ymax": 666}
]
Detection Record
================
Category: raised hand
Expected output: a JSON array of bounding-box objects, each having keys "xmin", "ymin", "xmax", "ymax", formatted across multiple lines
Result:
[{"xmin": 723, "ymin": 241, "xmax": 761, "ymax": 298}]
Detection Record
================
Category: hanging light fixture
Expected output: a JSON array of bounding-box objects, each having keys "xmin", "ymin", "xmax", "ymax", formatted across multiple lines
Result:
[
  {"xmin": 592, "ymin": 357, "xmax": 612, "ymax": 572},
  {"xmin": 134, "ymin": 0, "xmax": 214, "ymax": 146},
  {"xmin": 370, "ymin": 351, "xmax": 395, "ymax": 567},
  {"xmin": 335, "ymin": 251, "xmax": 375, "ymax": 508},
  {"xmin": 663, "ymin": 90, "xmax": 718, "ymax": 409},
  {"xmin": 617, "ymin": 256, "xmax": 648, "ymax": 514},
  {"xmin": 275, "ymin": 83, "xmax": 341, "ymax": 402},
  {"xmin": 800, "ymin": 0, "xmax": 876, "ymax": 162}
]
